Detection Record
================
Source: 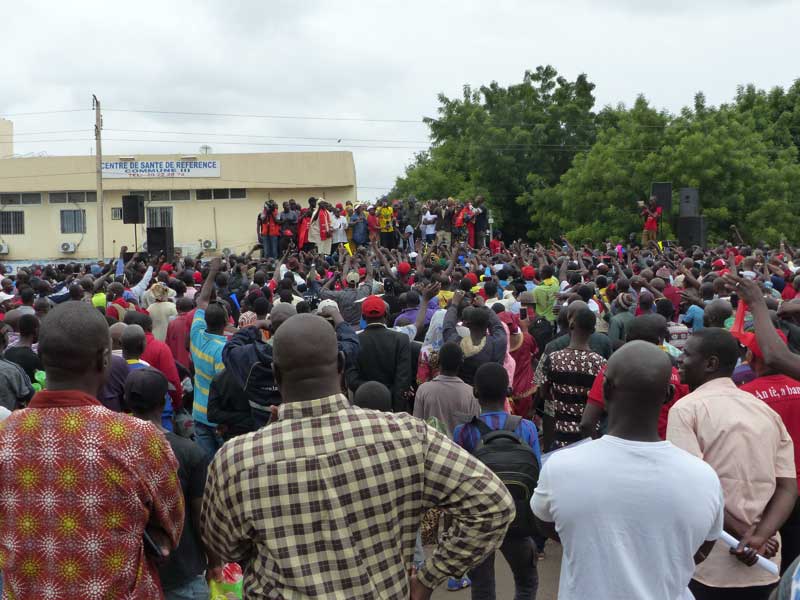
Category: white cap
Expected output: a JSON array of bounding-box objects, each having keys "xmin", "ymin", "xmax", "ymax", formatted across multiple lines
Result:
[{"xmin": 316, "ymin": 298, "xmax": 340, "ymax": 314}]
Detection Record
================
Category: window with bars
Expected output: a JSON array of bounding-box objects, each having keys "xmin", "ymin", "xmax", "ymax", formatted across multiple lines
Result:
[
  {"xmin": 111, "ymin": 207, "xmax": 123, "ymax": 220},
  {"xmin": 60, "ymin": 209, "xmax": 86, "ymax": 233},
  {"xmin": 50, "ymin": 191, "xmax": 96, "ymax": 203},
  {"xmin": 147, "ymin": 206, "xmax": 173, "ymax": 228},
  {"xmin": 0, "ymin": 211, "xmax": 24, "ymax": 234},
  {"xmin": 196, "ymin": 188, "xmax": 246, "ymax": 200},
  {"xmin": 150, "ymin": 190, "xmax": 190, "ymax": 202}
]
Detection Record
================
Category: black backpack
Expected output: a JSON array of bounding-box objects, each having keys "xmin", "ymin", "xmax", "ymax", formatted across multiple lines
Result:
[{"xmin": 471, "ymin": 415, "xmax": 541, "ymax": 538}]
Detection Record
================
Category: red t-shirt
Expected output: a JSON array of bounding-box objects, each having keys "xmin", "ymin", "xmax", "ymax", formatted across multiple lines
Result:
[
  {"xmin": 782, "ymin": 286, "xmax": 797, "ymax": 301},
  {"xmin": 489, "ymin": 239, "xmax": 503, "ymax": 255},
  {"xmin": 367, "ymin": 214, "xmax": 380, "ymax": 233},
  {"xmin": 587, "ymin": 363, "xmax": 688, "ymax": 440},
  {"xmin": 740, "ymin": 374, "xmax": 800, "ymax": 490},
  {"xmin": 644, "ymin": 207, "xmax": 662, "ymax": 231}
]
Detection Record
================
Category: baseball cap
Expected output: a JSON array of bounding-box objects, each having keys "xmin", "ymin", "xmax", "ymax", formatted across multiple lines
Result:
[
  {"xmin": 464, "ymin": 272, "xmax": 478, "ymax": 286},
  {"xmin": 316, "ymin": 299, "xmax": 339, "ymax": 315},
  {"xmin": 521, "ymin": 265, "xmax": 536, "ymax": 280},
  {"xmin": 124, "ymin": 367, "xmax": 168, "ymax": 408},
  {"xmin": 362, "ymin": 295, "xmax": 387, "ymax": 318},
  {"xmin": 345, "ymin": 271, "xmax": 360, "ymax": 285},
  {"xmin": 397, "ymin": 262, "xmax": 411, "ymax": 276}
]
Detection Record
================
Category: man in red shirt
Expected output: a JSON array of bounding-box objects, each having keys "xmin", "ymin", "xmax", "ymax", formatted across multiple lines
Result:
[
  {"xmin": 581, "ymin": 314, "xmax": 689, "ymax": 440},
  {"xmin": 165, "ymin": 297, "xmax": 195, "ymax": 369},
  {"xmin": 124, "ymin": 312, "xmax": 183, "ymax": 411},
  {"xmin": 738, "ymin": 329, "xmax": 800, "ymax": 572},
  {"xmin": 0, "ymin": 301, "xmax": 184, "ymax": 599},
  {"xmin": 640, "ymin": 196, "xmax": 662, "ymax": 246}
]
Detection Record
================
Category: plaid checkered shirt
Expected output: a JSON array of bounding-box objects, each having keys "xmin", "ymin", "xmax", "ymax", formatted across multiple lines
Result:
[{"xmin": 200, "ymin": 393, "xmax": 514, "ymax": 598}]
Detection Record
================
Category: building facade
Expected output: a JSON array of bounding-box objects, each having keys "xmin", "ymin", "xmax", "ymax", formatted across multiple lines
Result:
[{"xmin": 0, "ymin": 146, "xmax": 356, "ymax": 261}]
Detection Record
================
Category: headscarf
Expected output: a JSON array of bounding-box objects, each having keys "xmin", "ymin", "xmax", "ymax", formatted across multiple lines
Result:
[{"xmin": 421, "ymin": 309, "xmax": 446, "ymax": 358}]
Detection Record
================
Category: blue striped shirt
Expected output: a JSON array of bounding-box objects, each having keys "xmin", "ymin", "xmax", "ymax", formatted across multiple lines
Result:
[
  {"xmin": 453, "ymin": 411, "xmax": 542, "ymax": 465},
  {"xmin": 190, "ymin": 309, "xmax": 227, "ymax": 425}
]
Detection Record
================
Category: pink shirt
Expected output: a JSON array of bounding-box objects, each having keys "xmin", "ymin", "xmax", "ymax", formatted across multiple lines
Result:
[{"xmin": 667, "ymin": 377, "xmax": 795, "ymax": 587}]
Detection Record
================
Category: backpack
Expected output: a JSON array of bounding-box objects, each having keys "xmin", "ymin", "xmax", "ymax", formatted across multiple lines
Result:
[{"xmin": 471, "ymin": 415, "xmax": 541, "ymax": 538}]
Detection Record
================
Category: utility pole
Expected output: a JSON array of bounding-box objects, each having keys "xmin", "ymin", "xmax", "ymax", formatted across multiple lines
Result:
[{"xmin": 93, "ymin": 95, "xmax": 104, "ymax": 259}]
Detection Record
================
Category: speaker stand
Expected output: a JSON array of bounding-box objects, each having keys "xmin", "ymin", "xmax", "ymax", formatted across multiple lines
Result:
[{"xmin": 133, "ymin": 225, "xmax": 138, "ymax": 253}]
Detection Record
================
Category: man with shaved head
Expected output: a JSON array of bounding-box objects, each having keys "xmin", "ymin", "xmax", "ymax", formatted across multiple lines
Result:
[
  {"xmin": 201, "ymin": 313, "xmax": 515, "ymax": 600},
  {"xmin": 532, "ymin": 341, "xmax": 724, "ymax": 600},
  {"xmin": 0, "ymin": 301, "xmax": 184, "ymax": 599}
]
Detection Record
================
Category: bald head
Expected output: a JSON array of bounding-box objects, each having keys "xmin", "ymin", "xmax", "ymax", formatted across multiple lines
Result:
[
  {"xmin": 39, "ymin": 301, "xmax": 110, "ymax": 391},
  {"xmin": 605, "ymin": 341, "xmax": 672, "ymax": 438},
  {"xmin": 704, "ymin": 299, "xmax": 732, "ymax": 329},
  {"xmin": 272, "ymin": 314, "xmax": 343, "ymax": 403},
  {"xmin": 121, "ymin": 324, "xmax": 146, "ymax": 359},
  {"xmin": 109, "ymin": 322, "xmax": 127, "ymax": 350}
]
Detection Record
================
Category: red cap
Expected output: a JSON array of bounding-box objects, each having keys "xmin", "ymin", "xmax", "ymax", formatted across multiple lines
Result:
[
  {"xmin": 521, "ymin": 265, "xmax": 536, "ymax": 280},
  {"xmin": 712, "ymin": 259, "xmax": 726, "ymax": 269},
  {"xmin": 464, "ymin": 272, "xmax": 478, "ymax": 286},
  {"xmin": 362, "ymin": 295, "xmax": 386, "ymax": 318},
  {"xmin": 160, "ymin": 263, "xmax": 173, "ymax": 273},
  {"xmin": 733, "ymin": 329, "xmax": 787, "ymax": 361},
  {"xmin": 335, "ymin": 203, "xmax": 343, "ymax": 209},
  {"xmin": 397, "ymin": 262, "xmax": 411, "ymax": 276}
]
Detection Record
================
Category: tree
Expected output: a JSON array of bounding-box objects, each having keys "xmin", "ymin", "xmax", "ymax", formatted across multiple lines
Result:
[{"xmin": 389, "ymin": 66, "xmax": 598, "ymax": 239}]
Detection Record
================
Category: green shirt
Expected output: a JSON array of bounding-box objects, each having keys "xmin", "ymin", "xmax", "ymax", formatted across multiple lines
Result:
[
  {"xmin": 608, "ymin": 311, "xmax": 635, "ymax": 345},
  {"xmin": 532, "ymin": 278, "xmax": 560, "ymax": 323}
]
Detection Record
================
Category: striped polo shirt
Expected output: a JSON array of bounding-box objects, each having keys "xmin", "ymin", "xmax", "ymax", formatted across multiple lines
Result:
[{"xmin": 190, "ymin": 308, "xmax": 227, "ymax": 425}]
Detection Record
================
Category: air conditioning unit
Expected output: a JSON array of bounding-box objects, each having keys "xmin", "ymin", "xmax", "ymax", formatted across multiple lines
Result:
[
  {"xmin": 0, "ymin": 243, "xmax": 8, "ymax": 255},
  {"xmin": 60, "ymin": 242, "xmax": 77, "ymax": 254},
  {"xmin": 141, "ymin": 241, "xmax": 148, "ymax": 251},
  {"xmin": 202, "ymin": 239, "xmax": 217, "ymax": 251},
  {"xmin": 221, "ymin": 247, "xmax": 232, "ymax": 256}
]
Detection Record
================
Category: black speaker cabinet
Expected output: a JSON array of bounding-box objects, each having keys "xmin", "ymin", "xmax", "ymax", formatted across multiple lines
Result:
[
  {"xmin": 651, "ymin": 182, "xmax": 672, "ymax": 213},
  {"xmin": 122, "ymin": 195, "xmax": 145, "ymax": 224},
  {"xmin": 146, "ymin": 227, "xmax": 174, "ymax": 260}
]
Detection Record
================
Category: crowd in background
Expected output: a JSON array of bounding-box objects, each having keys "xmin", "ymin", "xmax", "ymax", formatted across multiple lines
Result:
[{"xmin": 3, "ymin": 196, "xmax": 800, "ymax": 599}]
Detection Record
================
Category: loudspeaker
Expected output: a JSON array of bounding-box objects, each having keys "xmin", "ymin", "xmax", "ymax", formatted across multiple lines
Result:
[
  {"xmin": 146, "ymin": 227, "xmax": 174, "ymax": 260},
  {"xmin": 678, "ymin": 216, "xmax": 707, "ymax": 248},
  {"xmin": 122, "ymin": 195, "xmax": 145, "ymax": 224},
  {"xmin": 651, "ymin": 182, "xmax": 672, "ymax": 213},
  {"xmin": 679, "ymin": 187, "xmax": 700, "ymax": 217}
]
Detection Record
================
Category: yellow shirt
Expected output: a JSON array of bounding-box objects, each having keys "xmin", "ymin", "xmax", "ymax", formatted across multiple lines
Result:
[{"xmin": 378, "ymin": 207, "xmax": 394, "ymax": 233}]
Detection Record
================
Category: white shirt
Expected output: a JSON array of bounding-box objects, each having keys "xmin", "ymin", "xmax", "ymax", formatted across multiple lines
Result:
[
  {"xmin": 332, "ymin": 215, "xmax": 349, "ymax": 244},
  {"xmin": 532, "ymin": 435, "xmax": 723, "ymax": 600},
  {"xmin": 422, "ymin": 211, "xmax": 437, "ymax": 236}
]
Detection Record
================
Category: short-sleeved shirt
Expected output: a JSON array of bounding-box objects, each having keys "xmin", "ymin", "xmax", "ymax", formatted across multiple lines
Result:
[
  {"xmin": 740, "ymin": 374, "xmax": 800, "ymax": 492},
  {"xmin": 532, "ymin": 278, "xmax": 560, "ymax": 323},
  {"xmin": 190, "ymin": 308, "xmax": 227, "ymax": 426},
  {"xmin": 159, "ymin": 432, "xmax": 211, "ymax": 590},
  {"xmin": 681, "ymin": 304, "xmax": 705, "ymax": 331},
  {"xmin": 378, "ymin": 207, "xmax": 394, "ymax": 232},
  {"xmin": 531, "ymin": 435, "xmax": 723, "ymax": 600},
  {"xmin": 0, "ymin": 357, "xmax": 33, "ymax": 410},
  {"xmin": 667, "ymin": 377, "xmax": 796, "ymax": 587},
  {"xmin": 540, "ymin": 348, "xmax": 605, "ymax": 449},
  {"xmin": 453, "ymin": 411, "xmax": 541, "ymax": 463},
  {"xmin": 587, "ymin": 363, "xmax": 689, "ymax": 440}
]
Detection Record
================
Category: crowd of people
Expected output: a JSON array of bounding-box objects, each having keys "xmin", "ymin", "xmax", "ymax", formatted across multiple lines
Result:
[{"xmin": 2, "ymin": 196, "xmax": 800, "ymax": 599}]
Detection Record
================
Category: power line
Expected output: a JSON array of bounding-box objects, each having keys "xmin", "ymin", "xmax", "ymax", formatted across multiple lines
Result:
[
  {"xmin": 0, "ymin": 109, "xmax": 90, "ymax": 117},
  {"xmin": 104, "ymin": 107, "xmax": 427, "ymax": 124},
  {"xmin": 105, "ymin": 128, "xmax": 431, "ymax": 144},
  {"xmin": 0, "ymin": 129, "xmax": 91, "ymax": 137}
]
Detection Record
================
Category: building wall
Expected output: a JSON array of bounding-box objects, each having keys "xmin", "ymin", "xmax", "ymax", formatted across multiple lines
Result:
[{"xmin": 0, "ymin": 151, "xmax": 356, "ymax": 261}]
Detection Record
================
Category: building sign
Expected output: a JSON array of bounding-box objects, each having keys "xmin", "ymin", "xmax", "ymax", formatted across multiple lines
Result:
[{"xmin": 102, "ymin": 160, "xmax": 220, "ymax": 178}]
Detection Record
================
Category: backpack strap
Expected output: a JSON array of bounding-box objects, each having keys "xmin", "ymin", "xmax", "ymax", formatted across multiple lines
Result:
[
  {"xmin": 503, "ymin": 414, "xmax": 522, "ymax": 433},
  {"xmin": 470, "ymin": 416, "xmax": 494, "ymax": 437}
]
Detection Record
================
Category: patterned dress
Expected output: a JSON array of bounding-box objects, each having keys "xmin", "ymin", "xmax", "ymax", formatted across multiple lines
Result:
[
  {"xmin": 0, "ymin": 390, "xmax": 184, "ymax": 600},
  {"xmin": 540, "ymin": 347, "xmax": 606, "ymax": 449}
]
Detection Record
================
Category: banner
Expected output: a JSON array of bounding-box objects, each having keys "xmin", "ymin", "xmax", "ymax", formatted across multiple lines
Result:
[{"xmin": 102, "ymin": 160, "xmax": 220, "ymax": 178}]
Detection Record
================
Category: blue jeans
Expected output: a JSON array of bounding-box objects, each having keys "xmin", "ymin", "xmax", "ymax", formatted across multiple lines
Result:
[
  {"xmin": 469, "ymin": 535, "xmax": 538, "ymax": 600},
  {"xmin": 165, "ymin": 576, "xmax": 209, "ymax": 600},
  {"xmin": 262, "ymin": 235, "xmax": 278, "ymax": 259},
  {"xmin": 194, "ymin": 421, "xmax": 223, "ymax": 458}
]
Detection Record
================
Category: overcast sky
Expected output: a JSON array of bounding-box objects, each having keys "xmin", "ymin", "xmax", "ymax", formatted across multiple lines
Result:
[{"xmin": 1, "ymin": 0, "xmax": 798, "ymax": 200}]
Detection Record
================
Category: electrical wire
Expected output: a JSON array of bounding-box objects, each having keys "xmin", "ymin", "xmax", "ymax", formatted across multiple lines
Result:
[
  {"xmin": 0, "ymin": 109, "xmax": 90, "ymax": 117},
  {"xmin": 103, "ymin": 107, "xmax": 426, "ymax": 124}
]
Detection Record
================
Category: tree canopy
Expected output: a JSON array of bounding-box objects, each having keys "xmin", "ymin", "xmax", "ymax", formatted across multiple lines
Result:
[{"xmin": 389, "ymin": 67, "xmax": 800, "ymax": 245}]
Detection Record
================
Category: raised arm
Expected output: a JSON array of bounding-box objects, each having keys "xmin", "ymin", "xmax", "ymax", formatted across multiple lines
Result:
[{"xmin": 196, "ymin": 257, "xmax": 222, "ymax": 311}]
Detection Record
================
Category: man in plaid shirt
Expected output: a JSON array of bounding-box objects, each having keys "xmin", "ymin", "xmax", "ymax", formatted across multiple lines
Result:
[{"xmin": 200, "ymin": 313, "xmax": 515, "ymax": 599}]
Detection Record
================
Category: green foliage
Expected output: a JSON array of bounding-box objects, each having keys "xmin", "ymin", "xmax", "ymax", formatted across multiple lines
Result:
[{"xmin": 390, "ymin": 68, "xmax": 800, "ymax": 246}]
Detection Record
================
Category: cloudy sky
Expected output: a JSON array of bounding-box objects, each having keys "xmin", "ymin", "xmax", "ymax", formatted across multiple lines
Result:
[{"xmin": 1, "ymin": 0, "xmax": 798, "ymax": 200}]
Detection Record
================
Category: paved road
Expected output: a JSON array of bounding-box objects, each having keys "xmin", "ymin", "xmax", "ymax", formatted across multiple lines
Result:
[{"xmin": 431, "ymin": 542, "xmax": 562, "ymax": 599}]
